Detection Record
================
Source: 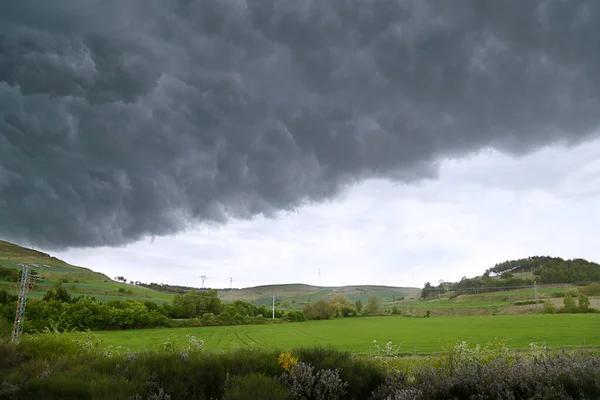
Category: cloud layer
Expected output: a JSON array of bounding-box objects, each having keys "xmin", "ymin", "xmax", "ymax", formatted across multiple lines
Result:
[{"xmin": 1, "ymin": 0, "xmax": 600, "ymax": 248}]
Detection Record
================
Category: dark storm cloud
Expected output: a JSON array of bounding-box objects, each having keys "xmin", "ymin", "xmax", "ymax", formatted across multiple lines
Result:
[{"xmin": 1, "ymin": 0, "xmax": 600, "ymax": 248}]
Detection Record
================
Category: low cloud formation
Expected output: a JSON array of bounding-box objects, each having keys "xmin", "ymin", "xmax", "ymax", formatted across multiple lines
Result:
[{"xmin": 1, "ymin": 0, "xmax": 599, "ymax": 248}]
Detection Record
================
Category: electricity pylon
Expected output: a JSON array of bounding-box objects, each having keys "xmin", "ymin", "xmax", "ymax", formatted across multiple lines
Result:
[
  {"xmin": 199, "ymin": 275, "xmax": 207, "ymax": 288},
  {"xmin": 11, "ymin": 264, "xmax": 46, "ymax": 343}
]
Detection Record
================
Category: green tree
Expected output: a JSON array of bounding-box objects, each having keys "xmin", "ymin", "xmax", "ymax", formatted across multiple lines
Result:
[
  {"xmin": 421, "ymin": 282, "xmax": 432, "ymax": 299},
  {"xmin": 330, "ymin": 295, "xmax": 355, "ymax": 317},
  {"xmin": 172, "ymin": 289, "xmax": 221, "ymax": 318},
  {"xmin": 43, "ymin": 285, "xmax": 71, "ymax": 303},
  {"xmin": 366, "ymin": 296, "xmax": 379, "ymax": 315},
  {"xmin": 578, "ymin": 294, "xmax": 591, "ymax": 313},
  {"xmin": 354, "ymin": 300, "xmax": 363, "ymax": 314},
  {"xmin": 563, "ymin": 295, "xmax": 577, "ymax": 313}
]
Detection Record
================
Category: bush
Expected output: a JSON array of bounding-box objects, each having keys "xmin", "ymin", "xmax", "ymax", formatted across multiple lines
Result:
[
  {"xmin": 563, "ymin": 295, "xmax": 578, "ymax": 313},
  {"xmin": 513, "ymin": 299, "xmax": 544, "ymax": 306},
  {"xmin": 542, "ymin": 299, "xmax": 556, "ymax": 314},
  {"xmin": 224, "ymin": 373, "xmax": 290, "ymax": 400},
  {"xmin": 281, "ymin": 361, "xmax": 347, "ymax": 400},
  {"xmin": 295, "ymin": 347, "xmax": 384, "ymax": 398},
  {"xmin": 0, "ymin": 317, "xmax": 12, "ymax": 339},
  {"xmin": 579, "ymin": 283, "xmax": 600, "ymax": 296},
  {"xmin": 578, "ymin": 294, "xmax": 591, "ymax": 313}
]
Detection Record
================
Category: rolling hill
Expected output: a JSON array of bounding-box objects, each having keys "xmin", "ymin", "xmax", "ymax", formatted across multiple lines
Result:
[
  {"xmin": 218, "ymin": 284, "xmax": 420, "ymax": 307},
  {"xmin": 0, "ymin": 240, "xmax": 174, "ymax": 304}
]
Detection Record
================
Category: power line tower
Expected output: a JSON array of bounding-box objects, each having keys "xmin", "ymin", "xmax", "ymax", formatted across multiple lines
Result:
[
  {"xmin": 11, "ymin": 263, "xmax": 46, "ymax": 343},
  {"xmin": 199, "ymin": 275, "xmax": 207, "ymax": 289}
]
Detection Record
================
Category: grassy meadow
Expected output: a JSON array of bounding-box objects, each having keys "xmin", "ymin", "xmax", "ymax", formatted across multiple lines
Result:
[{"xmin": 95, "ymin": 314, "xmax": 600, "ymax": 353}]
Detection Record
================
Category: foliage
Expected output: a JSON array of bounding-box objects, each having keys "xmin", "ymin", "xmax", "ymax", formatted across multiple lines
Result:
[
  {"xmin": 281, "ymin": 361, "xmax": 348, "ymax": 400},
  {"xmin": 278, "ymin": 352, "xmax": 299, "ymax": 372},
  {"xmin": 354, "ymin": 300, "xmax": 362, "ymax": 313},
  {"xmin": 0, "ymin": 266, "xmax": 20, "ymax": 282},
  {"xmin": 171, "ymin": 289, "xmax": 222, "ymax": 318},
  {"xmin": 373, "ymin": 352, "xmax": 600, "ymax": 399},
  {"xmin": 563, "ymin": 295, "xmax": 578, "ymax": 313},
  {"xmin": 42, "ymin": 285, "xmax": 72, "ymax": 302},
  {"xmin": 366, "ymin": 296, "xmax": 380, "ymax": 315},
  {"xmin": 578, "ymin": 294, "xmax": 591, "ymax": 313},
  {"xmin": 2, "ymin": 333, "xmax": 599, "ymax": 400},
  {"xmin": 446, "ymin": 274, "xmax": 533, "ymax": 296},
  {"xmin": 579, "ymin": 282, "xmax": 600, "ymax": 296},
  {"xmin": 302, "ymin": 295, "xmax": 357, "ymax": 320},
  {"xmin": 224, "ymin": 373, "xmax": 290, "ymax": 400},
  {"xmin": 303, "ymin": 299, "xmax": 333, "ymax": 320},
  {"xmin": 488, "ymin": 256, "xmax": 600, "ymax": 284},
  {"xmin": 0, "ymin": 317, "xmax": 11, "ymax": 339},
  {"xmin": 542, "ymin": 299, "xmax": 556, "ymax": 314},
  {"xmin": 293, "ymin": 347, "xmax": 384, "ymax": 399},
  {"xmin": 371, "ymin": 340, "xmax": 402, "ymax": 370}
]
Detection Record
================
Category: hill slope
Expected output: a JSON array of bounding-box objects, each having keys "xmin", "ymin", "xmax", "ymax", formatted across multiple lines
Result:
[
  {"xmin": 218, "ymin": 283, "xmax": 420, "ymax": 307},
  {"xmin": 0, "ymin": 240, "xmax": 173, "ymax": 303},
  {"xmin": 0, "ymin": 240, "xmax": 111, "ymax": 282}
]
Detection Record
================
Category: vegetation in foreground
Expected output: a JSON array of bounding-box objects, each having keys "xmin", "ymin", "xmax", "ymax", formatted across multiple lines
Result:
[{"xmin": 0, "ymin": 331, "xmax": 599, "ymax": 400}]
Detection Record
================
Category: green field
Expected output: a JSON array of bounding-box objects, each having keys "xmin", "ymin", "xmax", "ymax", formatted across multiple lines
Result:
[{"xmin": 95, "ymin": 314, "xmax": 600, "ymax": 354}]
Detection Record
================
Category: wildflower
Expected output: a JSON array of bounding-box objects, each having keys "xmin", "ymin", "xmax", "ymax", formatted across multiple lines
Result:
[{"xmin": 278, "ymin": 352, "xmax": 299, "ymax": 372}]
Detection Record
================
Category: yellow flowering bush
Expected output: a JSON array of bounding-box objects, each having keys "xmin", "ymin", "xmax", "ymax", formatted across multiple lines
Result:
[{"xmin": 278, "ymin": 352, "xmax": 298, "ymax": 372}]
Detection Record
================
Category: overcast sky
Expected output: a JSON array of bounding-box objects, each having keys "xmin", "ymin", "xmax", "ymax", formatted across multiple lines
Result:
[{"xmin": 2, "ymin": 1, "xmax": 600, "ymax": 288}]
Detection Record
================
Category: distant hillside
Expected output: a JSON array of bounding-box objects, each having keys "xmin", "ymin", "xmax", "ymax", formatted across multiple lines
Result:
[
  {"xmin": 0, "ymin": 240, "xmax": 173, "ymax": 304},
  {"xmin": 218, "ymin": 283, "xmax": 420, "ymax": 307},
  {"xmin": 0, "ymin": 240, "xmax": 110, "ymax": 282},
  {"xmin": 422, "ymin": 255, "xmax": 600, "ymax": 299},
  {"xmin": 488, "ymin": 256, "xmax": 600, "ymax": 284}
]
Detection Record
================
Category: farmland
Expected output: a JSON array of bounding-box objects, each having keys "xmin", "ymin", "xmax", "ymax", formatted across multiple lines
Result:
[{"xmin": 95, "ymin": 314, "xmax": 600, "ymax": 353}]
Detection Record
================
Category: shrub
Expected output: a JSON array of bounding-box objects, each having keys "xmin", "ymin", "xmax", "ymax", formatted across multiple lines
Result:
[
  {"xmin": 542, "ymin": 299, "xmax": 556, "ymax": 314},
  {"xmin": 578, "ymin": 294, "xmax": 591, "ymax": 313},
  {"xmin": 0, "ymin": 317, "xmax": 11, "ymax": 339},
  {"xmin": 513, "ymin": 299, "xmax": 544, "ymax": 306},
  {"xmin": 224, "ymin": 373, "xmax": 290, "ymax": 400},
  {"xmin": 278, "ymin": 352, "xmax": 299, "ymax": 373},
  {"xmin": 295, "ymin": 347, "xmax": 384, "ymax": 398},
  {"xmin": 579, "ymin": 283, "xmax": 600, "ymax": 297},
  {"xmin": 281, "ymin": 361, "xmax": 347, "ymax": 400},
  {"xmin": 563, "ymin": 295, "xmax": 578, "ymax": 313}
]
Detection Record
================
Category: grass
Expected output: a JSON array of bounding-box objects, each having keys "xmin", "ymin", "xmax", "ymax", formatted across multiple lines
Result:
[
  {"xmin": 93, "ymin": 314, "xmax": 600, "ymax": 353},
  {"xmin": 0, "ymin": 240, "xmax": 175, "ymax": 304}
]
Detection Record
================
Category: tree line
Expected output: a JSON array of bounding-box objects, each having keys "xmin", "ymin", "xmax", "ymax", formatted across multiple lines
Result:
[
  {"xmin": 0, "ymin": 283, "xmax": 391, "ymax": 334},
  {"xmin": 0, "ymin": 286, "xmax": 292, "ymax": 333},
  {"xmin": 487, "ymin": 256, "xmax": 600, "ymax": 284}
]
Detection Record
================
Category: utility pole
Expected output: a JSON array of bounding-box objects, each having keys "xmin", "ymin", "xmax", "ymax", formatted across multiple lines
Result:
[
  {"xmin": 12, "ymin": 264, "xmax": 46, "ymax": 343},
  {"xmin": 229, "ymin": 277, "xmax": 232, "ymax": 289},
  {"xmin": 272, "ymin": 296, "xmax": 275, "ymax": 319},
  {"xmin": 534, "ymin": 280, "xmax": 538, "ymax": 304}
]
